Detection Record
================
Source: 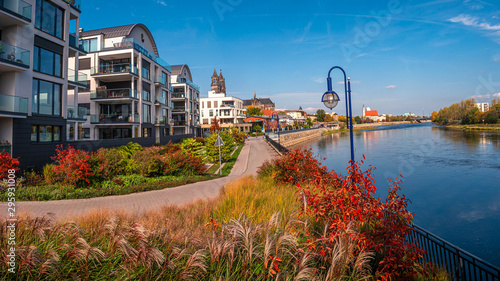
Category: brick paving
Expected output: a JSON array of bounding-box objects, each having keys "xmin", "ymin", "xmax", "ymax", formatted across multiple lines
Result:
[{"xmin": 1, "ymin": 137, "xmax": 278, "ymax": 220}]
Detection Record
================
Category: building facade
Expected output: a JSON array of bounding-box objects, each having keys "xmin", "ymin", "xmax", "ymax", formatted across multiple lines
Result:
[
  {"xmin": 475, "ymin": 103, "xmax": 489, "ymax": 113},
  {"xmin": 1, "ymin": 0, "xmax": 88, "ymax": 168},
  {"xmin": 242, "ymin": 91, "xmax": 275, "ymax": 111},
  {"xmin": 170, "ymin": 64, "xmax": 200, "ymax": 136},
  {"xmin": 200, "ymin": 69, "xmax": 250, "ymax": 134},
  {"xmin": 362, "ymin": 105, "xmax": 386, "ymax": 122}
]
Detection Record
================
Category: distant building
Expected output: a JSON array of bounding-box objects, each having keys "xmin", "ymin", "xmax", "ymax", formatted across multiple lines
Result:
[
  {"xmin": 243, "ymin": 92, "xmax": 275, "ymax": 111},
  {"xmin": 199, "ymin": 69, "xmax": 251, "ymax": 134},
  {"xmin": 362, "ymin": 105, "xmax": 386, "ymax": 122},
  {"xmin": 475, "ymin": 103, "xmax": 490, "ymax": 113}
]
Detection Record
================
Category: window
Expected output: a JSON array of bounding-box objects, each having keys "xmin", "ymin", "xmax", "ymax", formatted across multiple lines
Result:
[
  {"xmin": 35, "ymin": 0, "xmax": 64, "ymax": 39},
  {"xmin": 143, "ymin": 128, "xmax": 151, "ymax": 137},
  {"xmin": 209, "ymin": 109, "xmax": 213, "ymax": 117},
  {"xmin": 80, "ymin": 38, "xmax": 98, "ymax": 52},
  {"xmin": 32, "ymin": 79, "xmax": 61, "ymax": 116},
  {"xmin": 214, "ymin": 101, "xmax": 218, "ymax": 108},
  {"xmin": 142, "ymin": 59, "xmax": 150, "ymax": 80},
  {"xmin": 142, "ymin": 104, "xmax": 151, "ymax": 123},
  {"xmin": 82, "ymin": 128, "xmax": 90, "ymax": 139},
  {"xmin": 34, "ymin": 46, "xmax": 62, "ymax": 77},
  {"xmin": 207, "ymin": 101, "xmax": 211, "ymax": 108},
  {"xmin": 142, "ymin": 82, "xmax": 151, "ymax": 102},
  {"xmin": 31, "ymin": 125, "xmax": 62, "ymax": 142}
]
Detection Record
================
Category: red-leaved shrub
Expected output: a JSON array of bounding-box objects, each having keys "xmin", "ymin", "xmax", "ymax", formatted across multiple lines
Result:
[
  {"xmin": 0, "ymin": 151, "xmax": 20, "ymax": 179},
  {"xmin": 48, "ymin": 145, "xmax": 93, "ymax": 187}
]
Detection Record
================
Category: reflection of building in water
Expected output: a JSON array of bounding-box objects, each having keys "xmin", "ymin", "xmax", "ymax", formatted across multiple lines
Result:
[{"xmin": 475, "ymin": 103, "xmax": 490, "ymax": 113}]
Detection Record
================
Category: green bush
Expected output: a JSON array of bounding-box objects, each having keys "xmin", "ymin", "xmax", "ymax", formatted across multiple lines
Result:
[
  {"xmin": 180, "ymin": 138, "xmax": 205, "ymax": 157},
  {"xmin": 205, "ymin": 131, "xmax": 235, "ymax": 162},
  {"xmin": 89, "ymin": 148, "xmax": 128, "ymax": 182}
]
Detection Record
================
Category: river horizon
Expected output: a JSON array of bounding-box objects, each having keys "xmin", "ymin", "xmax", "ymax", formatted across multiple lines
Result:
[{"xmin": 300, "ymin": 123, "xmax": 500, "ymax": 267}]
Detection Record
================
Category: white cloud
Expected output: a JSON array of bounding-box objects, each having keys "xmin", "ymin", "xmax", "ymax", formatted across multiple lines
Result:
[
  {"xmin": 494, "ymin": 93, "xmax": 500, "ymax": 97},
  {"xmin": 312, "ymin": 77, "xmax": 325, "ymax": 83},
  {"xmin": 385, "ymin": 85, "xmax": 397, "ymax": 89},
  {"xmin": 157, "ymin": 0, "xmax": 167, "ymax": 6},
  {"xmin": 494, "ymin": 56, "xmax": 500, "ymax": 62},
  {"xmin": 448, "ymin": 14, "xmax": 500, "ymax": 43},
  {"xmin": 471, "ymin": 93, "xmax": 500, "ymax": 99}
]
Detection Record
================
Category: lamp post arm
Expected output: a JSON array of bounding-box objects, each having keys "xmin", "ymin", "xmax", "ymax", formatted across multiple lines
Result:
[{"xmin": 327, "ymin": 66, "xmax": 350, "ymax": 129}]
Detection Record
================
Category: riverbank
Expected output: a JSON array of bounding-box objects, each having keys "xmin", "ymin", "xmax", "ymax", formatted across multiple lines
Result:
[{"xmin": 439, "ymin": 123, "xmax": 500, "ymax": 131}]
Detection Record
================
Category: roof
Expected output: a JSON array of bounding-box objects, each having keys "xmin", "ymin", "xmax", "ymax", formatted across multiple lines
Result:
[
  {"xmin": 80, "ymin": 23, "xmax": 159, "ymax": 56},
  {"xmin": 242, "ymin": 100, "xmax": 252, "ymax": 106},
  {"xmin": 365, "ymin": 110, "xmax": 379, "ymax": 116},
  {"xmin": 242, "ymin": 97, "xmax": 275, "ymax": 105}
]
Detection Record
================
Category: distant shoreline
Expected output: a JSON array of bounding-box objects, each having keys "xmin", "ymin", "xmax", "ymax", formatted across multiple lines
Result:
[{"xmin": 436, "ymin": 123, "xmax": 500, "ymax": 131}]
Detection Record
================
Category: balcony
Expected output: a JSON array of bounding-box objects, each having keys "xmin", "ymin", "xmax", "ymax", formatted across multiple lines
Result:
[
  {"xmin": 62, "ymin": 0, "xmax": 81, "ymax": 11},
  {"xmin": 155, "ymin": 95, "xmax": 166, "ymax": 105},
  {"xmin": 0, "ymin": 41, "xmax": 30, "ymax": 71},
  {"xmin": 68, "ymin": 68, "xmax": 88, "ymax": 88},
  {"xmin": 155, "ymin": 116, "xmax": 168, "ymax": 125},
  {"xmin": 82, "ymin": 38, "xmax": 172, "ymax": 72},
  {"xmin": 0, "ymin": 93, "xmax": 27, "ymax": 116},
  {"xmin": 90, "ymin": 88, "xmax": 138, "ymax": 100},
  {"xmin": 142, "ymin": 115, "xmax": 151, "ymax": 123},
  {"xmin": 172, "ymin": 106, "xmax": 186, "ymax": 112},
  {"xmin": 172, "ymin": 120, "xmax": 186, "ymax": 126},
  {"xmin": 171, "ymin": 92, "xmax": 186, "ymax": 99},
  {"xmin": 91, "ymin": 63, "xmax": 138, "ymax": 79},
  {"xmin": 169, "ymin": 85, "xmax": 174, "ymax": 92},
  {"xmin": 142, "ymin": 91, "xmax": 151, "ymax": 102},
  {"xmin": 177, "ymin": 77, "xmax": 200, "ymax": 91},
  {"xmin": 90, "ymin": 114, "xmax": 139, "ymax": 124},
  {"xmin": 154, "ymin": 75, "xmax": 166, "ymax": 86},
  {"xmin": 68, "ymin": 34, "xmax": 86, "ymax": 54},
  {"xmin": 67, "ymin": 106, "xmax": 87, "ymax": 120},
  {"xmin": 0, "ymin": 0, "xmax": 31, "ymax": 27}
]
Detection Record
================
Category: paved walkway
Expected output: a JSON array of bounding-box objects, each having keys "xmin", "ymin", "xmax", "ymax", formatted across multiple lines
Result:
[{"xmin": 2, "ymin": 137, "xmax": 278, "ymax": 220}]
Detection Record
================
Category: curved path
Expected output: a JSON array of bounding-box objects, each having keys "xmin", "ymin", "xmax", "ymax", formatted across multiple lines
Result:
[{"xmin": 2, "ymin": 137, "xmax": 278, "ymax": 220}]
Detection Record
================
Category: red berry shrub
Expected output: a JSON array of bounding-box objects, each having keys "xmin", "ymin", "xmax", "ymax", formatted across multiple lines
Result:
[
  {"xmin": 48, "ymin": 145, "xmax": 93, "ymax": 187},
  {"xmin": 260, "ymin": 150, "xmax": 424, "ymax": 279},
  {"xmin": 0, "ymin": 151, "xmax": 20, "ymax": 179}
]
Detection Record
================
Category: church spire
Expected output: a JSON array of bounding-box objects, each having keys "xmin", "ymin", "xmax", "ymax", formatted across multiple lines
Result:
[
  {"xmin": 213, "ymin": 68, "xmax": 217, "ymax": 76},
  {"xmin": 253, "ymin": 91, "xmax": 256, "ymax": 99}
]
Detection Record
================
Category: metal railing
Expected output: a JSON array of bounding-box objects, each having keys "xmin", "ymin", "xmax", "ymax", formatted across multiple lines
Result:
[
  {"xmin": 172, "ymin": 106, "xmax": 186, "ymax": 112},
  {"xmin": 172, "ymin": 92, "xmax": 186, "ymax": 99},
  {"xmin": 90, "ymin": 88, "xmax": 138, "ymax": 99},
  {"xmin": 155, "ymin": 95, "xmax": 166, "ymax": 104},
  {"xmin": 265, "ymin": 135, "xmax": 289, "ymax": 154},
  {"xmin": 154, "ymin": 75, "xmax": 166, "ymax": 86},
  {"xmin": 68, "ymin": 34, "xmax": 86, "ymax": 53},
  {"xmin": 0, "ymin": 0, "xmax": 32, "ymax": 21},
  {"xmin": 407, "ymin": 225, "xmax": 500, "ymax": 281},
  {"xmin": 63, "ymin": 0, "xmax": 81, "ymax": 10},
  {"xmin": 0, "ymin": 93, "xmax": 28, "ymax": 114},
  {"xmin": 155, "ymin": 116, "xmax": 168, "ymax": 125},
  {"xmin": 91, "ymin": 63, "xmax": 138, "ymax": 75}
]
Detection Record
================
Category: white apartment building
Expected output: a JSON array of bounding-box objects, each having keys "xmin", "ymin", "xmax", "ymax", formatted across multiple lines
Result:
[
  {"xmin": 475, "ymin": 103, "xmax": 489, "ymax": 113},
  {"xmin": 199, "ymin": 69, "xmax": 248, "ymax": 134},
  {"xmin": 170, "ymin": 64, "xmax": 200, "ymax": 136},
  {"xmin": 1, "ymin": 0, "xmax": 87, "ymax": 169},
  {"xmin": 76, "ymin": 24, "xmax": 199, "ymax": 141}
]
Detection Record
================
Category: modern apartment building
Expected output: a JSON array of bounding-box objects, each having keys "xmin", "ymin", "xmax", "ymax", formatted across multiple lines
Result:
[
  {"xmin": 76, "ymin": 23, "xmax": 180, "ymax": 141},
  {"xmin": 1, "ymin": 0, "xmax": 88, "ymax": 168},
  {"xmin": 475, "ymin": 102, "xmax": 489, "ymax": 113},
  {"xmin": 170, "ymin": 64, "xmax": 200, "ymax": 136},
  {"xmin": 200, "ymin": 69, "xmax": 250, "ymax": 134}
]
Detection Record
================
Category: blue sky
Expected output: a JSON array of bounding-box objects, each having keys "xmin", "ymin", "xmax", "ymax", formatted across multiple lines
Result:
[{"xmin": 80, "ymin": 0, "xmax": 500, "ymax": 116}]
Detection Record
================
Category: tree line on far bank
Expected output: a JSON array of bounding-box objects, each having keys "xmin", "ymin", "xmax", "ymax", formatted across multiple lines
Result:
[{"xmin": 431, "ymin": 98, "xmax": 500, "ymax": 125}]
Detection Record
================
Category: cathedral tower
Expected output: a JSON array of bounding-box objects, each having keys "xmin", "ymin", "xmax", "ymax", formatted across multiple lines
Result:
[{"xmin": 211, "ymin": 68, "xmax": 220, "ymax": 92}]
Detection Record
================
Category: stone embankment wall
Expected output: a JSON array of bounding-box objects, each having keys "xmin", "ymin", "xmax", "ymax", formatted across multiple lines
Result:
[{"xmin": 280, "ymin": 128, "xmax": 328, "ymax": 148}]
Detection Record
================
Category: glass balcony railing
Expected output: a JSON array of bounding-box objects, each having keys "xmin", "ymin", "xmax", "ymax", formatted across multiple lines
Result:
[
  {"xmin": 142, "ymin": 115, "xmax": 151, "ymax": 123},
  {"xmin": 154, "ymin": 75, "xmax": 166, "ymax": 86},
  {"xmin": 90, "ymin": 88, "xmax": 138, "ymax": 99},
  {"xmin": 156, "ymin": 57, "xmax": 171, "ymax": 72},
  {"xmin": 0, "ymin": 0, "xmax": 32, "ymax": 21},
  {"xmin": 0, "ymin": 93, "xmax": 28, "ymax": 114},
  {"xmin": 68, "ymin": 68, "xmax": 88, "ymax": 86},
  {"xmin": 0, "ymin": 41, "xmax": 30, "ymax": 68},
  {"xmin": 169, "ymin": 85, "xmax": 174, "ymax": 92},
  {"xmin": 177, "ymin": 77, "xmax": 200, "ymax": 91},
  {"xmin": 173, "ymin": 120, "xmax": 186, "ymax": 126},
  {"xmin": 67, "ymin": 105, "xmax": 87, "ymax": 120},
  {"xmin": 171, "ymin": 92, "xmax": 186, "ymax": 99},
  {"xmin": 62, "ymin": 0, "xmax": 81, "ymax": 10},
  {"xmin": 155, "ymin": 116, "xmax": 168, "ymax": 125},
  {"xmin": 69, "ymin": 34, "xmax": 86, "ymax": 52},
  {"xmin": 90, "ymin": 114, "xmax": 139, "ymax": 123},
  {"xmin": 173, "ymin": 106, "xmax": 186, "ymax": 112},
  {"xmin": 91, "ymin": 63, "xmax": 138, "ymax": 75},
  {"xmin": 155, "ymin": 95, "xmax": 166, "ymax": 104},
  {"xmin": 142, "ymin": 91, "xmax": 151, "ymax": 102}
]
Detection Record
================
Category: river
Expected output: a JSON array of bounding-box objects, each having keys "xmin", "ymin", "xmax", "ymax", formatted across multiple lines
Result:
[{"xmin": 302, "ymin": 123, "xmax": 500, "ymax": 267}]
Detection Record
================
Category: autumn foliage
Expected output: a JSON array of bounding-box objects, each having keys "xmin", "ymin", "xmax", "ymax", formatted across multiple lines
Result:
[
  {"xmin": 0, "ymin": 151, "xmax": 20, "ymax": 179},
  {"xmin": 49, "ymin": 144, "xmax": 93, "ymax": 187},
  {"xmin": 260, "ymin": 149, "xmax": 425, "ymax": 279}
]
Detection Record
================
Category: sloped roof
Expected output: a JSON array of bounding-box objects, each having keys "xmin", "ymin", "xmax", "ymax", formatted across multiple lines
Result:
[
  {"xmin": 80, "ymin": 23, "xmax": 159, "ymax": 56},
  {"xmin": 365, "ymin": 110, "xmax": 379, "ymax": 116}
]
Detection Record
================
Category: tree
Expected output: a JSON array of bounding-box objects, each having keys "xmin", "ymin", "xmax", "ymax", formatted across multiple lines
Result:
[
  {"xmin": 316, "ymin": 109, "xmax": 326, "ymax": 122},
  {"xmin": 306, "ymin": 117, "xmax": 313, "ymax": 127},
  {"xmin": 354, "ymin": 116, "xmax": 362, "ymax": 124},
  {"xmin": 252, "ymin": 124, "xmax": 262, "ymax": 132},
  {"xmin": 324, "ymin": 114, "xmax": 333, "ymax": 122},
  {"xmin": 246, "ymin": 106, "xmax": 263, "ymax": 116},
  {"xmin": 210, "ymin": 116, "xmax": 220, "ymax": 133}
]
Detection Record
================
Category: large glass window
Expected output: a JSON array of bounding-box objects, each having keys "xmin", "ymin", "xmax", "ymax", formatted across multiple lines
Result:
[
  {"xmin": 35, "ymin": 0, "xmax": 64, "ymax": 39},
  {"xmin": 32, "ymin": 79, "xmax": 61, "ymax": 116},
  {"xmin": 34, "ymin": 46, "xmax": 62, "ymax": 77},
  {"xmin": 39, "ymin": 125, "xmax": 52, "ymax": 142},
  {"xmin": 80, "ymin": 38, "xmax": 98, "ymax": 52},
  {"xmin": 142, "ymin": 104, "xmax": 151, "ymax": 123}
]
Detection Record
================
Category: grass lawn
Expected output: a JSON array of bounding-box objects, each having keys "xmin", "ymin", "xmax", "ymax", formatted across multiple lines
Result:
[{"xmin": 205, "ymin": 142, "xmax": 244, "ymax": 176}]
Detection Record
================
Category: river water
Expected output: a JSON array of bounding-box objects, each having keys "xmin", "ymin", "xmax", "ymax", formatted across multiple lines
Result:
[{"xmin": 302, "ymin": 123, "xmax": 500, "ymax": 267}]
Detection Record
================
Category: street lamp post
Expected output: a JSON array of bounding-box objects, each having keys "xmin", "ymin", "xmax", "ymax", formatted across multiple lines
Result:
[
  {"xmin": 321, "ymin": 66, "xmax": 354, "ymax": 165},
  {"xmin": 271, "ymin": 112, "xmax": 281, "ymax": 152}
]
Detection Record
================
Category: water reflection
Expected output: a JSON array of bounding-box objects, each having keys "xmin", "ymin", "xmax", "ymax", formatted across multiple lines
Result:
[{"xmin": 434, "ymin": 127, "xmax": 500, "ymax": 151}]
